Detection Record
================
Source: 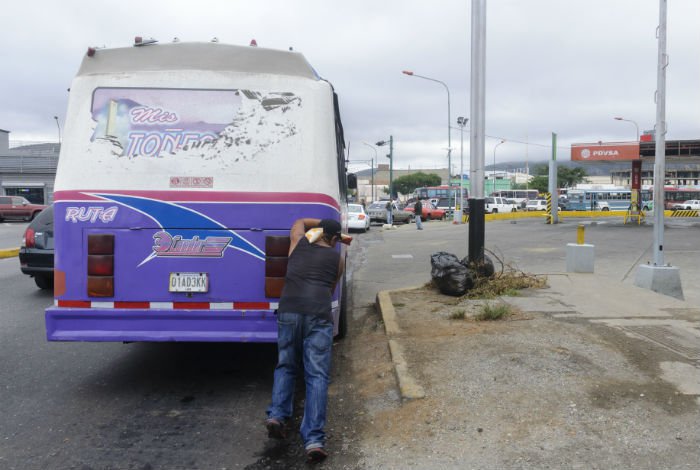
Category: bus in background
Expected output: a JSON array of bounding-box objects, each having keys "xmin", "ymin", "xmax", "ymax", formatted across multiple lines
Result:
[
  {"xmin": 45, "ymin": 39, "xmax": 354, "ymax": 342},
  {"xmin": 565, "ymin": 188, "xmax": 652, "ymax": 211},
  {"xmin": 414, "ymin": 185, "xmax": 467, "ymax": 203},
  {"xmin": 413, "ymin": 185, "xmax": 468, "ymax": 218},
  {"xmin": 490, "ymin": 189, "xmax": 539, "ymax": 209},
  {"xmin": 662, "ymin": 187, "xmax": 700, "ymax": 209}
]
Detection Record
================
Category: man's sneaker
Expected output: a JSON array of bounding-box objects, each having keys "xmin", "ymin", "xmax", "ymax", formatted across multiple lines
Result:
[
  {"xmin": 265, "ymin": 418, "xmax": 287, "ymax": 439},
  {"xmin": 306, "ymin": 446, "xmax": 328, "ymax": 463}
]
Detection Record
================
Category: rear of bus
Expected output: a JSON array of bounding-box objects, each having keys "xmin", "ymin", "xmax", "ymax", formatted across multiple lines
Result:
[{"xmin": 45, "ymin": 41, "xmax": 349, "ymax": 342}]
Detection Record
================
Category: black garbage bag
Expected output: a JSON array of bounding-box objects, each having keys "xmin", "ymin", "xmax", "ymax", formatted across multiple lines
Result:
[{"xmin": 430, "ymin": 251, "xmax": 475, "ymax": 296}]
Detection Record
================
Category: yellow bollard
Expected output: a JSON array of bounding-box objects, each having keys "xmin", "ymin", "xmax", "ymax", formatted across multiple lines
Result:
[{"xmin": 577, "ymin": 224, "xmax": 585, "ymax": 245}]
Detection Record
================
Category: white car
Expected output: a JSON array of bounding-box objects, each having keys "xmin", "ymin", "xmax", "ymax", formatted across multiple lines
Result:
[
  {"xmin": 347, "ymin": 204, "xmax": 371, "ymax": 232},
  {"xmin": 672, "ymin": 199, "xmax": 700, "ymax": 210},
  {"xmin": 485, "ymin": 197, "xmax": 518, "ymax": 214},
  {"xmin": 526, "ymin": 199, "xmax": 548, "ymax": 211}
]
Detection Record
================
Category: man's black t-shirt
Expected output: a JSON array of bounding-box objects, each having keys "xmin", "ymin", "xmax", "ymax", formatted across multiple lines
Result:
[{"xmin": 278, "ymin": 238, "xmax": 340, "ymax": 319}]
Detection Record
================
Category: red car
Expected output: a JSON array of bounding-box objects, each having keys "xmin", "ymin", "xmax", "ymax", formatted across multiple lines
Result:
[
  {"xmin": 404, "ymin": 200, "xmax": 446, "ymax": 220},
  {"xmin": 0, "ymin": 196, "xmax": 47, "ymax": 221}
]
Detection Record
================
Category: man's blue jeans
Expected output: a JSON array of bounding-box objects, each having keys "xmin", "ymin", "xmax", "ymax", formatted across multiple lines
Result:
[
  {"xmin": 415, "ymin": 215, "xmax": 423, "ymax": 229},
  {"xmin": 268, "ymin": 312, "xmax": 333, "ymax": 449}
]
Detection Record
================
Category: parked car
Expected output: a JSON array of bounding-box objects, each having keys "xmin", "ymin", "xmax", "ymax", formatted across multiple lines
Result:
[
  {"xmin": 366, "ymin": 201, "xmax": 413, "ymax": 224},
  {"xmin": 485, "ymin": 197, "xmax": 518, "ymax": 214},
  {"xmin": 404, "ymin": 200, "xmax": 446, "ymax": 220},
  {"xmin": 0, "ymin": 196, "xmax": 46, "ymax": 221},
  {"xmin": 347, "ymin": 203, "xmax": 370, "ymax": 232},
  {"xmin": 672, "ymin": 199, "xmax": 700, "ymax": 210},
  {"xmin": 526, "ymin": 199, "xmax": 548, "ymax": 211},
  {"xmin": 505, "ymin": 199, "xmax": 521, "ymax": 211},
  {"xmin": 434, "ymin": 197, "xmax": 469, "ymax": 218},
  {"xmin": 19, "ymin": 204, "xmax": 54, "ymax": 289}
]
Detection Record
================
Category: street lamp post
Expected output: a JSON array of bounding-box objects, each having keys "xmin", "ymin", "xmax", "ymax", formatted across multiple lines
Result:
[
  {"xmin": 363, "ymin": 142, "xmax": 377, "ymax": 202},
  {"xmin": 457, "ymin": 117, "xmax": 468, "ymax": 223},
  {"xmin": 493, "ymin": 140, "xmax": 505, "ymax": 194},
  {"xmin": 614, "ymin": 116, "xmax": 640, "ymax": 141},
  {"xmin": 53, "ymin": 116, "xmax": 61, "ymax": 144},
  {"xmin": 402, "ymin": 70, "xmax": 453, "ymax": 221},
  {"xmin": 376, "ymin": 136, "xmax": 393, "ymax": 201}
]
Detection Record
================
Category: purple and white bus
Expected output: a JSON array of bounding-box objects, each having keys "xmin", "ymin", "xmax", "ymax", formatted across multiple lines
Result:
[{"xmin": 45, "ymin": 40, "xmax": 353, "ymax": 342}]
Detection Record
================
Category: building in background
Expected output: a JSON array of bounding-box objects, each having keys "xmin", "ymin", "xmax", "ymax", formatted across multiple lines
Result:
[{"xmin": 0, "ymin": 129, "xmax": 59, "ymax": 204}]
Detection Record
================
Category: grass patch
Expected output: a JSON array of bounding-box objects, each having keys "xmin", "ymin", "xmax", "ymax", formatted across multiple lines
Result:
[
  {"xmin": 393, "ymin": 302, "xmax": 406, "ymax": 307},
  {"xmin": 475, "ymin": 303, "xmax": 512, "ymax": 321},
  {"xmin": 449, "ymin": 309, "xmax": 466, "ymax": 320}
]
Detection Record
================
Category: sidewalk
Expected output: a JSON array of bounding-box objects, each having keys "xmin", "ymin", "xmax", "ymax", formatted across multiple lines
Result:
[{"xmin": 354, "ymin": 218, "xmax": 700, "ymax": 468}]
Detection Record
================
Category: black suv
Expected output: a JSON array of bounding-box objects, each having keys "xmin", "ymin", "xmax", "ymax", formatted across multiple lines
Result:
[{"xmin": 19, "ymin": 204, "xmax": 54, "ymax": 289}]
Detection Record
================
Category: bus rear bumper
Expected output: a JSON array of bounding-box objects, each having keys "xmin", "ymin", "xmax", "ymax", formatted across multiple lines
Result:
[{"xmin": 44, "ymin": 307, "xmax": 278, "ymax": 342}]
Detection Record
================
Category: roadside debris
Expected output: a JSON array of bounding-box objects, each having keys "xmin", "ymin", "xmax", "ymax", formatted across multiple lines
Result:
[{"xmin": 430, "ymin": 250, "xmax": 545, "ymax": 297}]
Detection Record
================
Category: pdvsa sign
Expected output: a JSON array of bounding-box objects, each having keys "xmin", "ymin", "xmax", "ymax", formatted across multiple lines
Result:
[{"xmin": 571, "ymin": 142, "xmax": 640, "ymax": 161}]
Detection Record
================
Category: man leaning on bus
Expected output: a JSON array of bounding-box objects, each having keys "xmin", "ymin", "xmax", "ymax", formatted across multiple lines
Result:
[{"xmin": 265, "ymin": 218, "xmax": 346, "ymax": 463}]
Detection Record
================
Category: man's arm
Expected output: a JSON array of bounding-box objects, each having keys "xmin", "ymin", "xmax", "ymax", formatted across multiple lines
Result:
[{"xmin": 288, "ymin": 218, "xmax": 322, "ymax": 255}]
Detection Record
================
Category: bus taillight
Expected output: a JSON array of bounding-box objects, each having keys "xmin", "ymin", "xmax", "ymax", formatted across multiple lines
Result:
[
  {"xmin": 265, "ymin": 236, "xmax": 290, "ymax": 298},
  {"xmin": 87, "ymin": 234, "xmax": 114, "ymax": 297}
]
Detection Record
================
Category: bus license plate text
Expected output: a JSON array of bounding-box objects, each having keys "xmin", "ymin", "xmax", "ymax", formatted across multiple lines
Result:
[{"xmin": 169, "ymin": 272, "xmax": 209, "ymax": 292}]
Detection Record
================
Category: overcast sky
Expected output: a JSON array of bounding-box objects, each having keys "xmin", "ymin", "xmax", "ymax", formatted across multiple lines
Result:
[{"xmin": 2, "ymin": 0, "xmax": 698, "ymax": 172}]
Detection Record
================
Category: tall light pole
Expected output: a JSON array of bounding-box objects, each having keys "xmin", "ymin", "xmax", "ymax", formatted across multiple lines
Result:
[
  {"xmin": 53, "ymin": 116, "xmax": 61, "ymax": 145},
  {"xmin": 363, "ymin": 142, "xmax": 377, "ymax": 202},
  {"xmin": 492, "ymin": 140, "xmax": 505, "ymax": 194},
  {"xmin": 614, "ymin": 116, "xmax": 640, "ymax": 141},
  {"xmin": 376, "ymin": 137, "xmax": 393, "ymax": 201},
  {"xmin": 469, "ymin": 0, "xmax": 487, "ymax": 267},
  {"xmin": 402, "ymin": 70, "xmax": 453, "ymax": 221},
  {"xmin": 457, "ymin": 117, "xmax": 468, "ymax": 223}
]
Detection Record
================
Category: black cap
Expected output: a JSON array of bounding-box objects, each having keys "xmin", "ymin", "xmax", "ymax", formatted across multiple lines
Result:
[{"xmin": 319, "ymin": 219, "xmax": 342, "ymax": 237}]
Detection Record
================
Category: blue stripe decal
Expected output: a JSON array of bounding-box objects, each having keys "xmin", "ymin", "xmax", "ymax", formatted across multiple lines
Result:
[{"xmin": 92, "ymin": 193, "xmax": 266, "ymax": 263}]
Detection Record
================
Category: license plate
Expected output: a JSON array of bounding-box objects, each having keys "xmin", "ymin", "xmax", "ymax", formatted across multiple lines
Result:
[{"xmin": 169, "ymin": 272, "xmax": 209, "ymax": 292}]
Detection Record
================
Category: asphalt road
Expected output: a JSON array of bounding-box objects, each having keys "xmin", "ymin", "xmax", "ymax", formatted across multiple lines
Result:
[
  {"xmin": 0, "ymin": 255, "xmax": 282, "ymax": 469},
  {"xmin": 0, "ymin": 221, "xmax": 26, "ymax": 250},
  {"xmin": 1, "ymin": 216, "xmax": 696, "ymax": 469},
  {"xmin": 0, "ymin": 222, "xmax": 370, "ymax": 470}
]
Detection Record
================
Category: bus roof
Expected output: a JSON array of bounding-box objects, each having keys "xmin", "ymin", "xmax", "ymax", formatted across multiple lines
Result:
[{"xmin": 78, "ymin": 42, "xmax": 320, "ymax": 80}]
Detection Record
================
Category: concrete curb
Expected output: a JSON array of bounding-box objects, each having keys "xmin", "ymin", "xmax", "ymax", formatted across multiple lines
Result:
[
  {"xmin": 0, "ymin": 247, "xmax": 20, "ymax": 259},
  {"xmin": 376, "ymin": 289, "xmax": 426, "ymax": 400}
]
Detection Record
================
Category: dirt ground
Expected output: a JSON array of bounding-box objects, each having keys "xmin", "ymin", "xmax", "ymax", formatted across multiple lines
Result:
[{"xmin": 331, "ymin": 285, "xmax": 700, "ymax": 469}]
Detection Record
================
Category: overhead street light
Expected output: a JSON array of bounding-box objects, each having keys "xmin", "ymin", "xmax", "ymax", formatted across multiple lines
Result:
[
  {"xmin": 614, "ymin": 116, "xmax": 640, "ymax": 141},
  {"xmin": 53, "ymin": 115, "xmax": 61, "ymax": 145},
  {"xmin": 456, "ymin": 117, "xmax": 469, "ymax": 224},
  {"xmin": 362, "ymin": 142, "xmax": 377, "ymax": 202},
  {"xmin": 402, "ymin": 69, "xmax": 454, "ymax": 221},
  {"xmin": 376, "ymin": 136, "xmax": 394, "ymax": 201}
]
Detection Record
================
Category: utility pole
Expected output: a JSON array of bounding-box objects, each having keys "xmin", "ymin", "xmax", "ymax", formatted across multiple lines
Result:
[
  {"xmin": 468, "ymin": 0, "xmax": 487, "ymax": 265},
  {"xmin": 376, "ymin": 136, "xmax": 394, "ymax": 199}
]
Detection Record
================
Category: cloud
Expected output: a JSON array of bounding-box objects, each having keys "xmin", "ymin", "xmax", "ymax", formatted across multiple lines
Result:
[{"xmin": 2, "ymin": 0, "xmax": 698, "ymax": 168}]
